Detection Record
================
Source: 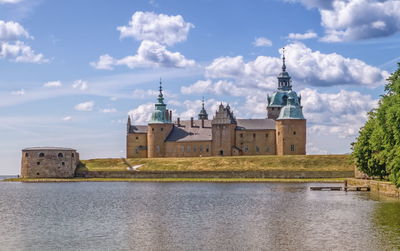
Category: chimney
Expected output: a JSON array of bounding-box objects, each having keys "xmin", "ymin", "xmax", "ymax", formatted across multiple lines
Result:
[
  {"xmin": 191, "ymin": 117, "xmax": 194, "ymax": 127},
  {"xmin": 177, "ymin": 117, "xmax": 180, "ymax": 126},
  {"xmin": 201, "ymin": 118, "xmax": 205, "ymax": 128},
  {"xmin": 169, "ymin": 110, "xmax": 172, "ymax": 122}
]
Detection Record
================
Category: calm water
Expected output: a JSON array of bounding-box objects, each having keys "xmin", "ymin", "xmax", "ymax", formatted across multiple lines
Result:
[{"xmin": 0, "ymin": 181, "xmax": 399, "ymax": 251}]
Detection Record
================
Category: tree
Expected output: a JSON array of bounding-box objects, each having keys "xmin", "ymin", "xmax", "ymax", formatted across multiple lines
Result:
[{"xmin": 352, "ymin": 63, "xmax": 400, "ymax": 186}]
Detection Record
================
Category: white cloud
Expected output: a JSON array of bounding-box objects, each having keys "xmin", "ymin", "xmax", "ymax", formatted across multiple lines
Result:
[
  {"xmin": 117, "ymin": 11, "xmax": 194, "ymax": 46},
  {"xmin": 43, "ymin": 81, "xmax": 62, "ymax": 88},
  {"xmin": 101, "ymin": 108, "xmax": 117, "ymax": 113},
  {"xmin": 62, "ymin": 116, "xmax": 72, "ymax": 121},
  {"xmin": 301, "ymin": 88, "xmax": 378, "ymax": 139},
  {"xmin": 204, "ymin": 42, "xmax": 388, "ymax": 88},
  {"xmin": 11, "ymin": 88, "xmax": 25, "ymax": 95},
  {"xmin": 181, "ymin": 79, "xmax": 251, "ymax": 97},
  {"xmin": 91, "ymin": 40, "xmax": 195, "ymax": 70},
  {"xmin": 74, "ymin": 101, "xmax": 94, "ymax": 112},
  {"xmin": 0, "ymin": 41, "xmax": 47, "ymax": 63},
  {"xmin": 0, "ymin": 0, "xmax": 21, "ymax": 4},
  {"xmin": 72, "ymin": 79, "xmax": 88, "ymax": 91},
  {"xmin": 128, "ymin": 103, "xmax": 154, "ymax": 124},
  {"xmin": 288, "ymin": 0, "xmax": 400, "ymax": 42},
  {"xmin": 287, "ymin": 31, "xmax": 317, "ymax": 40},
  {"xmin": 252, "ymin": 37, "xmax": 272, "ymax": 47},
  {"xmin": 0, "ymin": 20, "xmax": 30, "ymax": 40}
]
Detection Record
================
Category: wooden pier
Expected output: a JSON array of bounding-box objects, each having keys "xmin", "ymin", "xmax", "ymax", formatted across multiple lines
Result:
[{"xmin": 310, "ymin": 186, "xmax": 370, "ymax": 191}]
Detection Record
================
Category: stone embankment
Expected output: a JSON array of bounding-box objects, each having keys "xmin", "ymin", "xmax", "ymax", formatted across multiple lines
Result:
[
  {"xmin": 347, "ymin": 178, "xmax": 400, "ymax": 198},
  {"xmin": 76, "ymin": 170, "xmax": 354, "ymax": 179}
]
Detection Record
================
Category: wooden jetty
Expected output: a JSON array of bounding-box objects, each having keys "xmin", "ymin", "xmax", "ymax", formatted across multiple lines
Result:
[{"xmin": 310, "ymin": 186, "xmax": 370, "ymax": 191}]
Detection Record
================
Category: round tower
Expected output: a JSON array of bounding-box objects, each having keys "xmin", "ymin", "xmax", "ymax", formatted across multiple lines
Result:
[
  {"xmin": 147, "ymin": 80, "xmax": 173, "ymax": 158},
  {"xmin": 275, "ymin": 97, "xmax": 306, "ymax": 155}
]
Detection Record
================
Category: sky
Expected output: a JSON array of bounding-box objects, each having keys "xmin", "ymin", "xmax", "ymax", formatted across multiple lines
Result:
[{"xmin": 1, "ymin": 0, "xmax": 400, "ymax": 175}]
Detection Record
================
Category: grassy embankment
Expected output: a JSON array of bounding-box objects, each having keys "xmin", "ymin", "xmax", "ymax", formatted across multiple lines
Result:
[
  {"xmin": 4, "ymin": 155, "xmax": 353, "ymax": 183},
  {"xmin": 79, "ymin": 154, "xmax": 353, "ymax": 172},
  {"xmin": 4, "ymin": 177, "xmax": 347, "ymax": 183}
]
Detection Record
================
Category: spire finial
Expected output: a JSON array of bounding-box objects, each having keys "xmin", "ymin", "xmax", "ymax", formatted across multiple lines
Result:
[
  {"xmin": 282, "ymin": 47, "xmax": 286, "ymax": 72},
  {"xmin": 202, "ymin": 96, "xmax": 205, "ymax": 108},
  {"xmin": 157, "ymin": 78, "xmax": 164, "ymax": 104}
]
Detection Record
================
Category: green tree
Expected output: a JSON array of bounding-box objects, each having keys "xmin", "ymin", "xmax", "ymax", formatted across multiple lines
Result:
[{"xmin": 352, "ymin": 63, "xmax": 400, "ymax": 186}]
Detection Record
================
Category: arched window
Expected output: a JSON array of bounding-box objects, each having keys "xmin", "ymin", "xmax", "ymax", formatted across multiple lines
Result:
[
  {"xmin": 39, "ymin": 152, "xmax": 45, "ymax": 157},
  {"xmin": 58, "ymin": 153, "xmax": 63, "ymax": 158}
]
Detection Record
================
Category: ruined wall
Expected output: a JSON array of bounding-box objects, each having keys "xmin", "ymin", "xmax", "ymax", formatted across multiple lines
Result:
[
  {"xmin": 235, "ymin": 129, "xmax": 276, "ymax": 155},
  {"xmin": 126, "ymin": 133, "xmax": 148, "ymax": 158},
  {"xmin": 21, "ymin": 149, "xmax": 79, "ymax": 178},
  {"xmin": 165, "ymin": 141, "xmax": 212, "ymax": 157},
  {"xmin": 276, "ymin": 119, "xmax": 306, "ymax": 155}
]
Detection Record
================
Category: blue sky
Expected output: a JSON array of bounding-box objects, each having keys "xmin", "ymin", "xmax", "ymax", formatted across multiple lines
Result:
[{"xmin": 1, "ymin": 0, "xmax": 400, "ymax": 174}]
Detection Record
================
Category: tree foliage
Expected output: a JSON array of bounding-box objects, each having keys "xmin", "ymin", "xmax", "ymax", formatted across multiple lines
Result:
[{"xmin": 352, "ymin": 63, "xmax": 400, "ymax": 186}]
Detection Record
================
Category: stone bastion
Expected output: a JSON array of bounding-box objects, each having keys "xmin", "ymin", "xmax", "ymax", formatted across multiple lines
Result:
[{"xmin": 21, "ymin": 147, "xmax": 79, "ymax": 178}]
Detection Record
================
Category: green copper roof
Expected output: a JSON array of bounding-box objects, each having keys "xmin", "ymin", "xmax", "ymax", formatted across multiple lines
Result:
[
  {"xmin": 277, "ymin": 97, "xmax": 305, "ymax": 120},
  {"xmin": 149, "ymin": 80, "xmax": 172, "ymax": 124},
  {"xmin": 268, "ymin": 90, "xmax": 300, "ymax": 107}
]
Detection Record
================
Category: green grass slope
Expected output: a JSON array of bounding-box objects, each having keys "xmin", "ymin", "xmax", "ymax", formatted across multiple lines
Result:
[{"xmin": 79, "ymin": 155, "xmax": 353, "ymax": 172}]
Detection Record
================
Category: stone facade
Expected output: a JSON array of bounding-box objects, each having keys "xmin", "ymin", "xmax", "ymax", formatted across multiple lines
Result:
[
  {"xmin": 21, "ymin": 147, "xmax": 79, "ymax": 178},
  {"xmin": 127, "ymin": 50, "xmax": 307, "ymax": 158}
]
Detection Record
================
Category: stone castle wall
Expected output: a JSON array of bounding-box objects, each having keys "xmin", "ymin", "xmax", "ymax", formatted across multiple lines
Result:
[
  {"xmin": 276, "ymin": 119, "xmax": 306, "ymax": 155},
  {"xmin": 147, "ymin": 123, "xmax": 173, "ymax": 157},
  {"xmin": 165, "ymin": 141, "xmax": 212, "ymax": 157},
  {"xmin": 235, "ymin": 129, "xmax": 276, "ymax": 155},
  {"xmin": 211, "ymin": 124, "xmax": 236, "ymax": 156},
  {"xmin": 127, "ymin": 133, "xmax": 147, "ymax": 158},
  {"xmin": 21, "ymin": 149, "xmax": 79, "ymax": 178}
]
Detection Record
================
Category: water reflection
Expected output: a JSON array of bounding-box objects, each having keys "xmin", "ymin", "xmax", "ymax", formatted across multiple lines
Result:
[{"xmin": 0, "ymin": 182, "xmax": 399, "ymax": 250}]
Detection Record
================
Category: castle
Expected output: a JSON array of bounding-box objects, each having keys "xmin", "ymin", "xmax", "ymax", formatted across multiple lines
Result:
[{"xmin": 127, "ymin": 52, "xmax": 306, "ymax": 158}]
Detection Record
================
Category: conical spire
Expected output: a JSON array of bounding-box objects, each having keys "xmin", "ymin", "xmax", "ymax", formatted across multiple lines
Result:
[
  {"xmin": 198, "ymin": 96, "xmax": 208, "ymax": 120},
  {"xmin": 277, "ymin": 47, "xmax": 292, "ymax": 91},
  {"xmin": 282, "ymin": 47, "xmax": 286, "ymax": 72},
  {"xmin": 157, "ymin": 78, "xmax": 164, "ymax": 104}
]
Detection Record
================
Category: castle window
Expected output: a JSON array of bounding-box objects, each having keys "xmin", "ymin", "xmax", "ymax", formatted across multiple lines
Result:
[
  {"xmin": 136, "ymin": 136, "xmax": 139, "ymax": 140},
  {"xmin": 278, "ymin": 132, "xmax": 280, "ymax": 136},
  {"xmin": 161, "ymin": 127, "xmax": 163, "ymax": 131},
  {"xmin": 37, "ymin": 162, "xmax": 40, "ymax": 165},
  {"xmin": 58, "ymin": 153, "xmax": 63, "ymax": 158},
  {"xmin": 200, "ymin": 145, "xmax": 203, "ymax": 152},
  {"xmin": 253, "ymin": 133, "xmax": 256, "ymax": 138},
  {"xmin": 266, "ymin": 133, "xmax": 269, "ymax": 138},
  {"xmin": 156, "ymin": 145, "xmax": 160, "ymax": 153},
  {"xmin": 181, "ymin": 146, "xmax": 184, "ymax": 152},
  {"xmin": 135, "ymin": 148, "xmax": 139, "ymax": 154},
  {"xmin": 293, "ymin": 131, "xmax": 296, "ymax": 135},
  {"xmin": 36, "ymin": 172, "xmax": 40, "ymax": 176},
  {"xmin": 62, "ymin": 162, "xmax": 65, "ymax": 166},
  {"xmin": 240, "ymin": 133, "xmax": 243, "ymax": 138},
  {"xmin": 152, "ymin": 128, "xmax": 154, "ymax": 131},
  {"xmin": 187, "ymin": 146, "xmax": 191, "ymax": 152},
  {"xmin": 193, "ymin": 146, "xmax": 197, "ymax": 152},
  {"xmin": 39, "ymin": 152, "xmax": 45, "ymax": 157},
  {"xmin": 244, "ymin": 146, "xmax": 249, "ymax": 152},
  {"xmin": 72, "ymin": 153, "xmax": 75, "ymax": 158},
  {"xmin": 206, "ymin": 147, "xmax": 209, "ymax": 152},
  {"xmin": 291, "ymin": 145, "xmax": 295, "ymax": 151},
  {"xmin": 256, "ymin": 146, "xmax": 260, "ymax": 152},
  {"xmin": 265, "ymin": 146, "xmax": 270, "ymax": 152},
  {"xmin": 25, "ymin": 153, "xmax": 29, "ymax": 157}
]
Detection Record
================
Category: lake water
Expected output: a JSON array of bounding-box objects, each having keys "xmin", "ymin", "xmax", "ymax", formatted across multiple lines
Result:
[{"xmin": 0, "ymin": 181, "xmax": 399, "ymax": 250}]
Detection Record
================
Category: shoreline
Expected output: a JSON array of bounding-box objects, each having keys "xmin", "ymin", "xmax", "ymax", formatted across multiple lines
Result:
[{"xmin": 3, "ymin": 177, "xmax": 346, "ymax": 183}]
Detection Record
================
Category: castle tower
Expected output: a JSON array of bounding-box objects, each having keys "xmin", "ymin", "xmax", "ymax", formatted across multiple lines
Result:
[
  {"xmin": 147, "ymin": 79, "xmax": 173, "ymax": 158},
  {"xmin": 275, "ymin": 96, "xmax": 306, "ymax": 155},
  {"xmin": 198, "ymin": 97, "xmax": 208, "ymax": 120},
  {"xmin": 267, "ymin": 48, "xmax": 295, "ymax": 120},
  {"xmin": 211, "ymin": 103, "xmax": 237, "ymax": 156}
]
